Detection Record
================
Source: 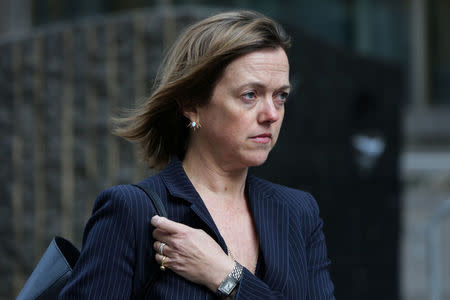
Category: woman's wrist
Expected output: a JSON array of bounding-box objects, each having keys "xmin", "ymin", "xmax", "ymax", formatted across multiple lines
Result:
[
  {"xmin": 216, "ymin": 261, "xmax": 243, "ymax": 297},
  {"xmin": 206, "ymin": 255, "xmax": 235, "ymax": 292}
]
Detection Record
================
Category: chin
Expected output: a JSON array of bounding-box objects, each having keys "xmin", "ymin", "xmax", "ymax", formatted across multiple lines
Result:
[{"xmin": 242, "ymin": 151, "xmax": 270, "ymax": 167}]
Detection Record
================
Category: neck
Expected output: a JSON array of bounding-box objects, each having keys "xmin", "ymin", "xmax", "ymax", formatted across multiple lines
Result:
[{"xmin": 182, "ymin": 148, "xmax": 248, "ymax": 203}]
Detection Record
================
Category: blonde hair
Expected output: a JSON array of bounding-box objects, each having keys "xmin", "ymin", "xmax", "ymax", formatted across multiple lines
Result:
[{"xmin": 114, "ymin": 10, "xmax": 291, "ymax": 169}]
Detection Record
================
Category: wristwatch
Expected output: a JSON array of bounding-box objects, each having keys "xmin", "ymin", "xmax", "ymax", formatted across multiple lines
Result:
[{"xmin": 216, "ymin": 261, "xmax": 243, "ymax": 297}]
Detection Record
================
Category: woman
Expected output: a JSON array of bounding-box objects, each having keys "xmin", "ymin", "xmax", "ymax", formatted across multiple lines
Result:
[{"xmin": 59, "ymin": 10, "xmax": 334, "ymax": 299}]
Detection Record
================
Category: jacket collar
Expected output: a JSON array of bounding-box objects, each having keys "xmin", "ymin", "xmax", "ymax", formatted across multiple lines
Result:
[{"xmin": 160, "ymin": 157, "xmax": 289, "ymax": 293}]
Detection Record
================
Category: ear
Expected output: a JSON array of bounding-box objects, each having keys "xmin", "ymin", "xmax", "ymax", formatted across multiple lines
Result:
[{"xmin": 182, "ymin": 107, "xmax": 199, "ymax": 123}]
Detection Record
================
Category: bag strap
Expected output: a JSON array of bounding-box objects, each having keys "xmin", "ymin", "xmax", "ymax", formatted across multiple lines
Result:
[
  {"xmin": 132, "ymin": 184, "xmax": 168, "ymax": 299},
  {"xmin": 132, "ymin": 184, "xmax": 168, "ymax": 218}
]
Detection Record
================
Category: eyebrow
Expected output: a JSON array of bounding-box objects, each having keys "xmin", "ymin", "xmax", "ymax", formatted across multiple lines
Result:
[{"xmin": 237, "ymin": 82, "xmax": 291, "ymax": 91}]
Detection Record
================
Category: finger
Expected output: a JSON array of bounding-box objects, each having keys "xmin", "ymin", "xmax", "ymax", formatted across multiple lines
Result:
[
  {"xmin": 154, "ymin": 241, "xmax": 163, "ymax": 255},
  {"xmin": 152, "ymin": 228, "xmax": 171, "ymax": 242},
  {"xmin": 154, "ymin": 241, "xmax": 172, "ymax": 256},
  {"xmin": 151, "ymin": 216, "xmax": 189, "ymax": 234},
  {"xmin": 155, "ymin": 253, "xmax": 171, "ymax": 268}
]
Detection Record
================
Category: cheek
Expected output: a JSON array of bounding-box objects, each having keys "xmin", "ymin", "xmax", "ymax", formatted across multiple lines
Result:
[
  {"xmin": 217, "ymin": 107, "xmax": 250, "ymax": 132},
  {"xmin": 272, "ymin": 111, "xmax": 285, "ymax": 139},
  {"xmin": 231, "ymin": 111, "xmax": 255, "ymax": 135},
  {"xmin": 223, "ymin": 119, "xmax": 249, "ymax": 142},
  {"xmin": 202, "ymin": 108, "xmax": 244, "ymax": 141}
]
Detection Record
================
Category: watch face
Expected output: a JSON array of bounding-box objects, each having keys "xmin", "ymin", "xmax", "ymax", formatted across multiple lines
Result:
[
  {"xmin": 221, "ymin": 280, "xmax": 235, "ymax": 294},
  {"xmin": 218, "ymin": 276, "xmax": 238, "ymax": 296}
]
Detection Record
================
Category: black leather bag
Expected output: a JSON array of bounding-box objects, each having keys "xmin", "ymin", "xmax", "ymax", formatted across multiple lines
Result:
[
  {"xmin": 16, "ymin": 183, "xmax": 166, "ymax": 300},
  {"xmin": 16, "ymin": 237, "xmax": 79, "ymax": 300}
]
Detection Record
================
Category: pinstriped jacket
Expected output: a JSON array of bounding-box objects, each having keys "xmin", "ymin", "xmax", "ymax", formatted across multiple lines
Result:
[{"xmin": 59, "ymin": 157, "xmax": 335, "ymax": 299}]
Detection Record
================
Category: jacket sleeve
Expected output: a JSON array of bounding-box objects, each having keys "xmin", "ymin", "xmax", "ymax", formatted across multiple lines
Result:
[
  {"xmin": 58, "ymin": 187, "xmax": 136, "ymax": 299},
  {"xmin": 233, "ymin": 268, "xmax": 284, "ymax": 299},
  {"xmin": 304, "ymin": 193, "xmax": 335, "ymax": 299}
]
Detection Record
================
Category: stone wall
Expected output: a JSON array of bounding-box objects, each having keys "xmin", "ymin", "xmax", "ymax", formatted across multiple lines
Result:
[
  {"xmin": 0, "ymin": 7, "xmax": 215, "ymax": 299},
  {"xmin": 401, "ymin": 161, "xmax": 450, "ymax": 300}
]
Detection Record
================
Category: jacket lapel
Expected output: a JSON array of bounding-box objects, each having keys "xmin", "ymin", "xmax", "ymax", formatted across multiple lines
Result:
[
  {"xmin": 159, "ymin": 158, "xmax": 228, "ymax": 251},
  {"xmin": 159, "ymin": 158, "xmax": 289, "ymax": 292},
  {"xmin": 246, "ymin": 175, "xmax": 289, "ymax": 293}
]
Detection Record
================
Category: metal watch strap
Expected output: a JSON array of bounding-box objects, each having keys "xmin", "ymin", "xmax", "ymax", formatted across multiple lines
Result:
[{"xmin": 216, "ymin": 261, "xmax": 243, "ymax": 297}]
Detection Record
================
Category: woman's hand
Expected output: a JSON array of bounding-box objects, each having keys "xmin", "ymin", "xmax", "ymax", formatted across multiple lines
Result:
[{"xmin": 151, "ymin": 215, "xmax": 235, "ymax": 292}]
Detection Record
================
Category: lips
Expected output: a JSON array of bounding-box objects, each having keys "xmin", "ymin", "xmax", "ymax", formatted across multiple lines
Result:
[{"xmin": 250, "ymin": 133, "xmax": 272, "ymax": 144}]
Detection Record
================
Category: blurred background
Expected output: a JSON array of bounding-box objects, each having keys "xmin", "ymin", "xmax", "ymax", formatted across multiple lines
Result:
[{"xmin": 0, "ymin": 0, "xmax": 449, "ymax": 299}]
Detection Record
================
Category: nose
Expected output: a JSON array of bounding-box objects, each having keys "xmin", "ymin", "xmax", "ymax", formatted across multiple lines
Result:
[{"xmin": 257, "ymin": 97, "xmax": 280, "ymax": 124}]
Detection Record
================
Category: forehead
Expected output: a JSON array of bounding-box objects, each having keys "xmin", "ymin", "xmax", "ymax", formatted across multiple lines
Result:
[{"xmin": 218, "ymin": 48, "xmax": 290, "ymax": 89}]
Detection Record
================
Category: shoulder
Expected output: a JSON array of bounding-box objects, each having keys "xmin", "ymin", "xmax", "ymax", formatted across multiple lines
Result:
[
  {"xmin": 249, "ymin": 175, "xmax": 320, "ymax": 216},
  {"xmin": 92, "ymin": 174, "xmax": 166, "ymax": 218},
  {"xmin": 249, "ymin": 175, "xmax": 323, "ymax": 238}
]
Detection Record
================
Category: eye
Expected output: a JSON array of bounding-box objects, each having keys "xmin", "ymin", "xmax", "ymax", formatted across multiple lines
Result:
[
  {"xmin": 275, "ymin": 92, "xmax": 289, "ymax": 105},
  {"xmin": 278, "ymin": 92, "xmax": 289, "ymax": 101},
  {"xmin": 241, "ymin": 91, "xmax": 257, "ymax": 103}
]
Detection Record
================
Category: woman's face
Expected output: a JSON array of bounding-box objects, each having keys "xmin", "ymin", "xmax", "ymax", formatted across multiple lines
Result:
[{"xmin": 187, "ymin": 47, "xmax": 290, "ymax": 170}]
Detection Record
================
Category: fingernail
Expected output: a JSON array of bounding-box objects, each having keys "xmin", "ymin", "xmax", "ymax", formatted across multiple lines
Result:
[{"xmin": 151, "ymin": 215, "xmax": 160, "ymax": 226}]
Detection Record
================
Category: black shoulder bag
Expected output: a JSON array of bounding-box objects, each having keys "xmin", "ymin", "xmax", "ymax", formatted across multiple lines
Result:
[{"xmin": 16, "ymin": 183, "xmax": 166, "ymax": 300}]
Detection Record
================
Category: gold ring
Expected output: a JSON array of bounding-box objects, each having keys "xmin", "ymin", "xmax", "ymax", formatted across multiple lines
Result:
[
  {"xmin": 158, "ymin": 242, "xmax": 166, "ymax": 256},
  {"xmin": 160, "ymin": 255, "xmax": 167, "ymax": 271}
]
